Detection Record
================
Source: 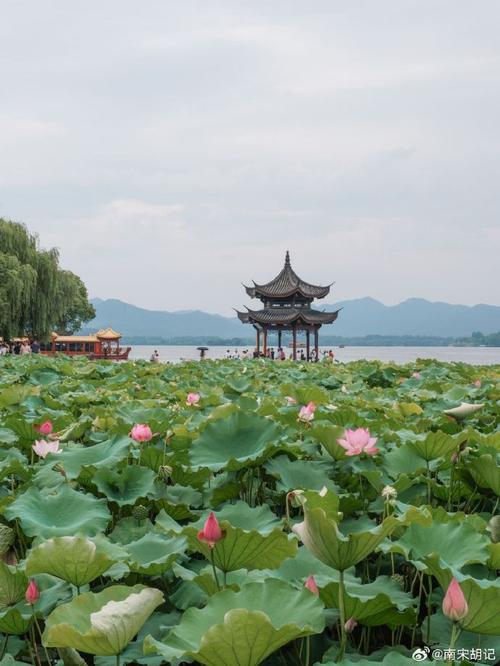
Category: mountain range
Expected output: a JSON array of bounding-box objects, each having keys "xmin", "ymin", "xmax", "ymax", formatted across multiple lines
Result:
[{"xmin": 83, "ymin": 297, "xmax": 500, "ymax": 340}]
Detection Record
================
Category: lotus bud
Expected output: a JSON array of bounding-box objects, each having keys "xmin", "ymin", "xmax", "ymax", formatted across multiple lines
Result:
[
  {"xmin": 344, "ymin": 617, "xmax": 358, "ymax": 632},
  {"xmin": 285, "ymin": 396, "xmax": 297, "ymax": 405},
  {"xmin": 0, "ymin": 525, "xmax": 15, "ymax": 555},
  {"xmin": 132, "ymin": 505, "xmax": 149, "ymax": 522},
  {"xmin": 34, "ymin": 420, "xmax": 53, "ymax": 435},
  {"xmin": 304, "ymin": 575, "xmax": 319, "ymax": 596},
  {"xmin": 473, "ymin": 380, "xmax": 481, "ymax": 388},
  {"xmin": 412, "ymin": 372, "xmax": 421, "ymax": 380},
  {"xmin": 451, "ymin": 451, "xmax": 459, "ymax": 465},
  {"xmin": 197, "ymin": 512, "xmax": 224, "ymax": 549},
  {"xmin": 158, "ymin": 465, "xmax": 173, "ymax": 482},
  {"xmin": 25, "ymin": 579, "xmax": 39, "ymax": 605},
  {"xmin": 442, "ymin": 578, "xmax": 468, "ymax": 622},
  {"xmin": 129, "ymin": 424, "xmax": 153, "ymax": 442}
]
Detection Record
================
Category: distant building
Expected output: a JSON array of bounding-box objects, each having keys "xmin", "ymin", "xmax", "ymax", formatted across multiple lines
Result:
[{"xmin": 236, "ymin": 251, "xmax": 340, "ymax": 359}]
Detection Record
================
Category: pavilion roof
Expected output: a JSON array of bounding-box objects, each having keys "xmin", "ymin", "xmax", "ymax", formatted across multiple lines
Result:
[
  {"xmin": 244, "ymin": 251, "xmax": 332, "ymax": 300},
  {"xmin": 96, "ymin": 328, "xmax": 121, "ymax": 340},
  {"xmin": 236, "ymin": 307, "xmax": 340, "ymax": 326}
]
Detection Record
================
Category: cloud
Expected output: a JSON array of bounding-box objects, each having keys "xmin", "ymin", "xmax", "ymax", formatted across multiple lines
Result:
[{"xmin": 0, "ymin": 0, "xmax": 499, "ymax": 312}]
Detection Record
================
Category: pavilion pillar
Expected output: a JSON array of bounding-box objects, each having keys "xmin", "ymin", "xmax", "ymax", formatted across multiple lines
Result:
[
  {"xmin": 306, "ymin": 329, "xmax": 310, "ymax": 361},
  {"xmin": 314, "ymin": 328, "xmax": 319, "ymax": 361},
  {"xmin": 256, "ymin": 328, "xmax": 261, "ymax": 355},
  {"xmin": 263, "ymin": 328, "xmax": 268, "ymax": 356},
  {"xmin": 292, "ymin": 326, "xmax": 297, "ymax": 360},
  {"xmin": 278, "ymin": 328, "xmax": 282, "ymax": 350}
]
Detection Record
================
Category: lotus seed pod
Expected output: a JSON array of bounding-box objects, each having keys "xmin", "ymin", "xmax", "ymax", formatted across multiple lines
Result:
[
  {"xmin": 132, "ymin": 505, "xmax": 149, "ymax": 522},
  {"xmin": 391, "ymin": 573, "xmax": 405, "ymax": 589},
  {"xmin": 158, "ymin": 465, "xmax": 173, "ymax": 482},
  {"xmin": 0, "ymin": 525, "xmax": 14, "ymax": 555}
]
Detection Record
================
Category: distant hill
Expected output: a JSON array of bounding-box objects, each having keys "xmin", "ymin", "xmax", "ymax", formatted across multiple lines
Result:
[
  {"xmin": 83, "ymin": 299, "xmax": 244, "ymax": 339},
  {"xmin": 322, "ymin": 297, "xmax": 500, "ymax": 337},
  {"xmin": 83, "ymin": 297, "xmax": 500, "ymax": 340}
]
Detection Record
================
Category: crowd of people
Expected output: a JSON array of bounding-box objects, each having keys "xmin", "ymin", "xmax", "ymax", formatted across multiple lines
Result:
[
  {"xmin": 225, "ymin": 347, "xmax": 335, "ymax": 362},
  {"xmin": 0, "ymin": 339, "xmax": 41, "ymax": 355}
]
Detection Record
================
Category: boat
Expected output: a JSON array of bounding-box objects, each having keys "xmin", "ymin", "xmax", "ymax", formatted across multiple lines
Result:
[{"xmin": 40, "ymin": 328, "xmax": 131, "ymax": 360}]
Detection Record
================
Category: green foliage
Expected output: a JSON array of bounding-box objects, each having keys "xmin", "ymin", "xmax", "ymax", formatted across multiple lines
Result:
[
  {"xmin": 0, "ymin": 218, "xmax": 95, "ymax": 339},
  {"xmin": 0, "ymin": 355, "xmax": 497, "ymax": 664}
]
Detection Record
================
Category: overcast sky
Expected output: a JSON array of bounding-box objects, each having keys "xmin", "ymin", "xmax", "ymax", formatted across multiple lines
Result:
[{"xmin": 1, "ymin": 1, "xmax": 499, "ymax": 314}]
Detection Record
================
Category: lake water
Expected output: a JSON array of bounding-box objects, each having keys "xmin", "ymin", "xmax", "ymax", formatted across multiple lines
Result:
[{"xmin": 129, "ymin": 345, "xmax": 500, "ymax": 365}]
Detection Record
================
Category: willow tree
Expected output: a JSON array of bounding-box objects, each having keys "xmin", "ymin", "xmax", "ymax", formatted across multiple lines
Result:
[{"xmin": 0, "ymin": 219, "xmax": 95, "ymax": 340}]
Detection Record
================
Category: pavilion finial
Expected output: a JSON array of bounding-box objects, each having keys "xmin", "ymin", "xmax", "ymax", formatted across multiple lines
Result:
[{"xmin": 285, "ymin": 250, "xmax": 290, "ymax": 266}]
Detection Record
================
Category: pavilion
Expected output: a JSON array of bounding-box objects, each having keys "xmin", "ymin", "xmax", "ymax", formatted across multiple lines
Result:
[{"xmin": 236, "ymin": 251, "xmax": 340, "ymax": 359}]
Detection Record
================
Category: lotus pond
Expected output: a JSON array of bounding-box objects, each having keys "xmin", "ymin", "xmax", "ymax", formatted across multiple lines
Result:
[{"xmin": 0, "ymin": 355, "xmax": 498, "ymax": 666}]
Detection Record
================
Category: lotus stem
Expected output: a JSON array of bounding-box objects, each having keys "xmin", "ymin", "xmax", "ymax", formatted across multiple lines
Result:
[
  {"xmin": 304, "ymin": 635, "xmax": 310, "ymax": 666},
  {"xmin": 116, "ymin": 655, "xmax": 121, "ymax": 666},
  {"xmin": 447, "ymin": 464, "xmax": 454, "ymax": 512},
  {"xmin": 209, "ymin": 549, "xmax": 221, "ymax": 591},
  {"xmin": 426, "ymin": 574, "xmax": 432, "ymax": 643},
  {"xmin": 32, "ymin": 607, "xmax": 52, "ymax": 665},
  {"xmin": 336, "ymin": 570, "xmax": 347, "ymax": 662},
  {"xmin": 446, "ymin": 622, "xmax": 460, "ymax": 666},
  {"xmin": 426, "ymin": 460, "xmax": 431, "ymax": 505},
  {"xmin": 0, "ymin": 634, "xmax": 8, "ymax": 659}
]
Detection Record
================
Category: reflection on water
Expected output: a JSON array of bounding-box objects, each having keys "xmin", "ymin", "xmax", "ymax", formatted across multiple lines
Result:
[{"xmin": 128, "ymin": 345, "xmax": 500, "ymax": 366}]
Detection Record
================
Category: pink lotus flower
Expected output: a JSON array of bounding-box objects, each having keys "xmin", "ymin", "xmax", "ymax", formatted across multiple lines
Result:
[
  {"xmin": 337, "ymin": 428, "xmax": 379, "ymax": 456},
  {"xmin": 298, "ymin": 401, "xmax": 316, "ymax": 422},
  {"xmin": 129, "ymin": 424, "xmax": 153, "ymax": 442},
  {"xmin": 304, "ymin": 575, "xmax": 319, "ymax": 596},
  {"xmin": 25, "ymin": 579, "xmax": 39, "ymax": 604},
  {"xmin": 32, "ymin": 439, "xmax": 61, "ymax": 459},
  {"xmin": 34, "ymin": 420, "xmax": 53, "ymax": 435},
  {"xmin": 197, "ymin": 512, "xmax": 224, "ymax": 548},
  {"xmin": 285, "ymin": 396, "xmax": 297, "ymax": 406},
  {"xmin": 345, "ymin": 617, "xmax": 358, "ymax": 633},
  {"xmin": 474, "ymin": 379, "xmax": 481, "ymax": 388},
  {"xmin": 186, "ymin": 392, "xmax": 200, "ymax": 406},
  {"xmin": 412, "ymin": 372, "xmax": 421, "ymax": 380},
  {"xmin": 442, "ymin": 577, "xmax": 468, "ymax": 622}
]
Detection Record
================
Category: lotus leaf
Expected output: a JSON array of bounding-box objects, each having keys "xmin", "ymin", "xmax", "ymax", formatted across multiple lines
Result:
[
  {"xmin": 0, "ymin": 562, "xmax": 27, "ymax": 609},
  {"xmin": 4, "ymin": 486, "xmax": 110, "ymax": 538},
  {"xmin": 144, "ymin": 579, "xmax": 324, "ymax": 666},
  {"xmin": 443, "ymin": 402, "xmax": 484, "ymax": 419},
  {"xmin": 50, "ymin": 436, "xmax": 131, "ymax": 479},
  {"xmin": 320, "ymin": 576, "xmax": 416, "ymax": 626},
  {"xmin": 265, "ymin": 455, "xmax": 336, "ymax": 492},
  {"xmin": 384, "ymin": 521, "xmax": 491, "ymax": 571},
  {"xmin": 43, "ymin": 584, "xmax": 164, "ymax": 656},
  {"xmin": 466, "ymin": 454, "xmax": 500, "ymax": 495},
  {"xmin": 25, "ymin": 536, "xmax": 115, "ymax": 587},
  {"xmin": 408, "ymin": 430, "xmax": 463, "ymax": 461},
  {"xmin": 311, "ymin": 423, "xmax": 349, "ymax": 460},
  {"xmin": 292, "ymin": 503, "xmax": 399, "ymax": 571},
  {"xmin": 189, "ymin": 411, "xmax": 282, "ymax": 471},
  {"xmin": 125, "ymin": 534, "xmax": 187, "ymax": 575},
  {"xmin": 93, "ymin": 465, "xmax": 156, "ymax": 506}
]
